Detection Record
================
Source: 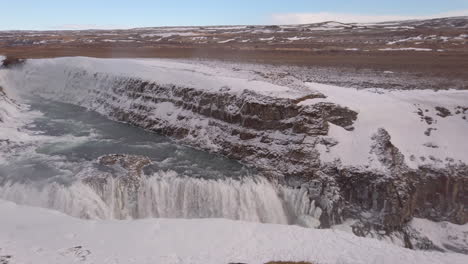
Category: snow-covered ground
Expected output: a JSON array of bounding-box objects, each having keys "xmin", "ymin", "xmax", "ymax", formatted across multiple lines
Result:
[
  {"xmin": 1, "ymin": 199, "xmax": 466, "ymax": 264},
  {"xmin": 301, "ymin": 82, "xmax": 468, "ymax": 169},
  {"xmin": 410, "ymin": 218, "xmax": 468, "ymax": 253},
  {"xmin": 9, "ymin": 57, "xmax": 307, "ymax": 99}
]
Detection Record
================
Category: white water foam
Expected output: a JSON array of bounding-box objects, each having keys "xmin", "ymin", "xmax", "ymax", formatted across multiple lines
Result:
[{"xmin": 0, "ymin": 170, "xmax": 320, "ymax": 226}]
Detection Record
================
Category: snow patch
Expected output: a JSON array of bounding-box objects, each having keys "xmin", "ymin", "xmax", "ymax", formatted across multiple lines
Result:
[
  {"xmin": 379, "ymin": 47, "xmax": 432, "ymax": 51},
  {"xmin": 218, "ymin": 39, "xmax": 235, "ymax": 43}
]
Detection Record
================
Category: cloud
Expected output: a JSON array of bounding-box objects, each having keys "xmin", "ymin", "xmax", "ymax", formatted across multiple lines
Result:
[{"xmin": 270, "ymin": 10, "xmax": 468, "ymax": 24}]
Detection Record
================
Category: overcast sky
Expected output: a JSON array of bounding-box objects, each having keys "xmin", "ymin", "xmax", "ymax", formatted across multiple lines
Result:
[{"xmin": 1, "ymin": 0, "xmax": 468, "ymax": 30}]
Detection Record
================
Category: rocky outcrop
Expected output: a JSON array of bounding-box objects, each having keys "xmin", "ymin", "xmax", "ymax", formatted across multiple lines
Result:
[
  {"xmin": 410, "ymin": 166, "xmax": 467, "ymax": 224},
  {"xmin": 284, "ymin": 127, "xmax": 467, "ymax": 249},
  {"xmin": 0, "ymin": 86, "xmax": 5, "ymax": 123},
  {"xmin": 79, "ymin": 73, "xmax": 357, "ymax": 179},
  {"xmin": 80, "ymin": 154, "xmax": 152, "ymax": 219},
  {"xmin": 0, "ymin": 84, "xmax": 20, "ymax": 123}
]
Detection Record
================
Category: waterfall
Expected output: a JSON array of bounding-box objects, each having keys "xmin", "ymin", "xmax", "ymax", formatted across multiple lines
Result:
[
  {"xmin": 0, "ymin": 171, "xmax": 320, "ymax": 226},
  {"xmin": 0, "ymin": 58, "xmax": 324, "ymax": 228}
]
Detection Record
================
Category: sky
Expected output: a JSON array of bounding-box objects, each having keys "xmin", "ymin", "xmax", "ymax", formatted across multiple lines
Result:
[{"xmin": 0, "ymin": 0, "xmax": 468, "ymax": 30}]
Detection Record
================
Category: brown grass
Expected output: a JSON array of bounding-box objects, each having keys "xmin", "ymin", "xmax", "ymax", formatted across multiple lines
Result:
[{"xmin": 1, "ymin": 45, "xmax": 468, "ymax": 80}]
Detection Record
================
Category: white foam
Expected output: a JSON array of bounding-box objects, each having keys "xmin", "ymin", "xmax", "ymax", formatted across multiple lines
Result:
[{"xmin": 0, "ymin": 170, "xmax": 319, "ymax": 226}]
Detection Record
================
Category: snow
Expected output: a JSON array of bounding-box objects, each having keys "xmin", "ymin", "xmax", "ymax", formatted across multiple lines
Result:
[
  {"xmin": 323, "ymin": 22, "xmax": 349, "ymax": 28},
  {"xmin": 191, "ymin": 36, "xmax": 207, "ymax": 40},
  {"xmin": 410, "ymin": 218, "xmax": 468, "ymax": 253},
  {"xmin": 217, "ymin": 38, "xmax": 235, "ymax": 43},
  {"xmin": 102, "ymin": 39, "xmax": 136, "ymax": 43},
  {"xmin": 309, "ymin": 27, "xmax": 344, "ymax": 31},
  {"xmin": 440, "ymin": 36, "xmax": 450, "ymax": 42},
  {"xmin": 0, "ymin": 199, "xmax": 466, "ymax": 264},
  {"xmin": 4, "ymin": 57, "xmax": 307, "ymax": 100},
  {"xmin": 303, "ymin": 82, "xmax": 468, "ymax": 169},
  {"xmin": 454, "ymin": 34, "xmax": 468, "ymax": 40},
  {"xmin": 141, "ymin": 32, "xmax": 200, "ymax": 38},
  {"xmin": 286, "ymin": 36, "xmax": 313, "ymax": 41},
  {"xmin": 387, "ymin": 36, "xmax": 423, "ymax": 45},
  {"xmin": 379, "ymin": 47, "xmax": 432, "ymax": 51},
  {"xmin": 383, "ymin": 26, "xmax": 415, "ymax": 30}
]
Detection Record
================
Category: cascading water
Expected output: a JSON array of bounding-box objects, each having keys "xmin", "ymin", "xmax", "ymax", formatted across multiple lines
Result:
[
  {"xmin": 0, "ymin": 59, "xmax": 322, "ymax": 228},
  {"xmin": 0, "ymin": 171, "xmax": 308, "ymax": 225}
]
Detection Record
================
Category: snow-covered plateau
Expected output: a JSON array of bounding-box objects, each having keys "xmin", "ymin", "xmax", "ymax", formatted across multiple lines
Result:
[{"xmin": 0, "ymin": 56, "xmax": 467, "ymax": 262}]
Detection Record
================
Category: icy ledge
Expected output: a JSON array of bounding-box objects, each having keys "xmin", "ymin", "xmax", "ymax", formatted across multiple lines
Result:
[{"xmin": 0, "ymin": 199, "xmax": 466, "ymax": 264}]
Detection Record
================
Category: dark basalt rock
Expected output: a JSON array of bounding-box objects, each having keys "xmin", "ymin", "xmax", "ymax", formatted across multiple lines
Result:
[
  {"xmin": 1, "ymin": 57, "xmax": 25, "ymax": 68},
  {"xmin": 98, "ymin": 154, "xmax": 151, "ymax": 177},
  {"xmin": 83, "ymin": 154, "xmax": 151, "ymax": 199},
  {"xmin": 435, "ymin": 106, "xmax": 452, "ymax": 117}
]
